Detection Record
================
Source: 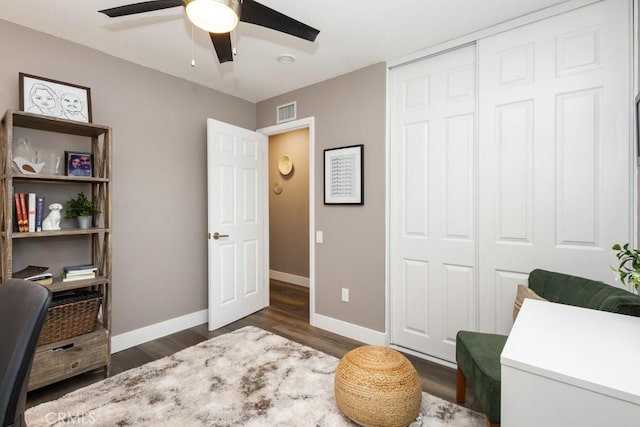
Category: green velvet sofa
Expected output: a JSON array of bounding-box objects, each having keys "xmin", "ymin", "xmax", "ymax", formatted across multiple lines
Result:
[{"xmin": 455, "ymin": 268, "xmax": 640, "ymax": 427}]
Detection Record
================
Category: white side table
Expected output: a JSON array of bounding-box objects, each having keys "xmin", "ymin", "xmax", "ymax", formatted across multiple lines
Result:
[{"xmin": 501, "ymin": 299, "xmax": 640, "ymax": 427}]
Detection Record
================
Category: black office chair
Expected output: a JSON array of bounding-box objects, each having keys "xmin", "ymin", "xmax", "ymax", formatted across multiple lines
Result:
[{"xmin": 0, "ymin": 279, "xmax": 51, "ymax": 427}]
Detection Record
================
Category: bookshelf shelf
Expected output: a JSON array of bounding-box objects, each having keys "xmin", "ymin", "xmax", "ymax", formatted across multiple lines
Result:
[
  {"xmin": 12, "ymin": 174, "xmax": 109, "ymax": 184},
  {"xmin": 43, "ymin": 276, "xmax": 109, "ymax": 293},
  {"xmin": 7, "ymin": 227, "xmax": 110, "ymax": 239},
  {"xmin": 1, "ymin": 109, "xmax": 112, "ymax": 391}
]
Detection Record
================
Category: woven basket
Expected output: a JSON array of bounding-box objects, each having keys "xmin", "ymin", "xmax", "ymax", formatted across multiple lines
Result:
[
  {"xmin": 38, "ymin": 292, "xmax": 102, "ymax": 346},
  {"xmin": 334, "ymin": 345, "xmax": 422, "ymax": 427}
]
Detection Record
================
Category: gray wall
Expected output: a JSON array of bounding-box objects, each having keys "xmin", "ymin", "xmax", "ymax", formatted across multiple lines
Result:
[
  {"xmin": 268, "ymin": 129, "xmax": 309, "ymax": 278},
  {"xmin": 0, "ymin": 19, "xmax": 388, "ymax": 339},
  {"xmin": 257, "ymin": 63, "xmax": 387, "ymax": 332},
  {"xmin": 0, "ymin": 20, "xmax": 256, "ymax": 335}
]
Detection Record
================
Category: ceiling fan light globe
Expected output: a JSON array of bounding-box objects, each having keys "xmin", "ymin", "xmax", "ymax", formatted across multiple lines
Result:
[{"xmin": 185, "ymin": 0, "xmax": 240, "ymax": 33}]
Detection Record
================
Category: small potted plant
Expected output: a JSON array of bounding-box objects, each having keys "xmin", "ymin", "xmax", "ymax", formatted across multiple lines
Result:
[
  {"xmin": 611, "ymin": 243, "xmax": 640, "ymax": 293},
  {"xmin": 65, "ymin": 192, "xmax": 100, "ymax": 229}
]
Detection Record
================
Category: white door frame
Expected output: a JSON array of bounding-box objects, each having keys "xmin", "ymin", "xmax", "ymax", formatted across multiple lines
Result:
[{"xmin": 257, "ymin": 117, "xmax": 316, "ymax": 323}]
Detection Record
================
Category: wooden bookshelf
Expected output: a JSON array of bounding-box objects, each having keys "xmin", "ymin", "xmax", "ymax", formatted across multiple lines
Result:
[{"xmin": 1, "ymin": 110, "xmax": 112, "ymax": 390}]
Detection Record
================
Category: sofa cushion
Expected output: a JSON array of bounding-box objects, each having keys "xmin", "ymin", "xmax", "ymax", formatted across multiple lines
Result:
[
  {"xmin": 513, "ymin": 284, "xmax": 547, "ymax": 321},
  {"xmin": 528, "ymin": 269, "xmax": 640, "ymax": 316}
]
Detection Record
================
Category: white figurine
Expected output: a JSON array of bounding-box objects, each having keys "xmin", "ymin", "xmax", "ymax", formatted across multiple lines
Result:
[{"xmin": 42, "ymin": 203, "xmax": 63, "ymax": 231}]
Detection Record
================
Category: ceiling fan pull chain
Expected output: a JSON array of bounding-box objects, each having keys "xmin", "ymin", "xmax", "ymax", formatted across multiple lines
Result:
[
  {"xmin": 191, "ymin": 24, "xmax": 196, "ymax": 67},
  {"xmin": 232, "ymin": 29, "xmax": 237, "ymax": 56}
]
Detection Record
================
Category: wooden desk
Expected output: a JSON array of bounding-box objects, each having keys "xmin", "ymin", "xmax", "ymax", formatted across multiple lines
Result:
[{"xmin": 501, "ymin": 299, "xmax": 640, "ymax": 426}]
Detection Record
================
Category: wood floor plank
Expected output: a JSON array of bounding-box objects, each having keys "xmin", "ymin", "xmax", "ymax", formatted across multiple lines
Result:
[
  {"xmin": 164, "ymin": 328, "xmax": 209, "ymax": 349},
  {"xmin": 109, "ymin": 346, "xmax": 154, "ymax": 375},
  {"xmin": 27, "ymin": 280, "xmax": 476, "ymax": 413},
  {"xmin": 137, "ymin": 336, "xmax": 185, "ymax": 360}
]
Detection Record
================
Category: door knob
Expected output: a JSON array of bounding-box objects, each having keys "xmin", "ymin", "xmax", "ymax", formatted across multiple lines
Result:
[{"xmin": 212, "ymin": 232, "xmax": 229, "ymax": 240}]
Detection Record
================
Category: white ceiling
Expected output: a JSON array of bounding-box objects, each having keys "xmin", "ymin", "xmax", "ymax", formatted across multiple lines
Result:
[{"xmin": 1, "ymin": 0, "xmax": 573, "ymax": 102}]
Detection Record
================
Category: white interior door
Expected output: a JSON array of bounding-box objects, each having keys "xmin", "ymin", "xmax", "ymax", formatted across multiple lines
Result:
[
  {"xmin": 389, "ymin": 44, "xmax": 477, "ymax": 362},
  {"xmin": 207, "ymin": 119, "xmax": 268, "ymax": 330},
  {"xmin": 477, "ymin": 0, "xmax": 631, "ymax": 334}
]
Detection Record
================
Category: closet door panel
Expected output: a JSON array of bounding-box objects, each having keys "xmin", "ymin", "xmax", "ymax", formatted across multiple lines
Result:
[
  {"xmin": 495, "ymin": 100, "xmax": 534, "ymax": 243},
  {"xmin": 390, "ymin": 44, "xmax": 476, "ymax": 362},
  {"xmin": 478, "ymin": 0, "xmax": 631, "ymax": 333},
  {"xmin": 556, "ymin": 89, "xmax": 600, "ymax": 246}
]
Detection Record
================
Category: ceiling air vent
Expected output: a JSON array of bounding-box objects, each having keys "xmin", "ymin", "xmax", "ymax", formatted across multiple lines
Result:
[{"xmin": 276, "ymin": 101, "xmax": 296, "ymax": 124}]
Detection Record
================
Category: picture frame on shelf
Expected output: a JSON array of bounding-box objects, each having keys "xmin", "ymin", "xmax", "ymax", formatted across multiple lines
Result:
[
  {"xmin": 19, "ymin": 72, "xmax": 92, "ymax": 123},
  {"xmin": 65, "ymin": 151, "xmax": 93, "ymax": 177},
  {"xmin": 323, "ymin": 144, "xmax": 364, "ymax": 205}
]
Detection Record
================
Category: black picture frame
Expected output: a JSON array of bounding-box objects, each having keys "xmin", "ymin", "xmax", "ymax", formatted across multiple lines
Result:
[
  {"xmin": 324, "ymin": 144, "xmax": 364, "ymax": 205},
  {"xmin": 19, "ymin": 72, "xmax": 92, "ymax": 123},
  {"xmin": 65, "ymin": 151, "xmax": 93, "ymax": 177}
]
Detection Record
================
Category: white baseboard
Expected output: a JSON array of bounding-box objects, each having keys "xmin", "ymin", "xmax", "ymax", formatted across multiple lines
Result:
[
  {"xmin": 269, "ymin": 270, "xmax": 309, "ymax": 287},
  {"xmin": 111, "ymin": 309, "xmax": 385, "ymax": 355},
  {"xmin": 311, "ymin": 313, "xmax": 386, "ymax": 346},
  {"xmin": 311, "ymin": 314, "xmax": 453, "ymax": 367},
  {"xmin": 111, "ymin": 309, "xmax": 208, "ymax": 354},
  {"xmin": 389, "ymin": 344, "xmax": 457, "ymax": 369}
]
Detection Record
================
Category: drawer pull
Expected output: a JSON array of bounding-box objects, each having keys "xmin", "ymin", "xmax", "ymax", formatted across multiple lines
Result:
[
  {"xmin": 71, "ymin": 361, "xmax": 79, "ymax": 368},
  {"xmin": 52, "ymin": 343, "xmax": 74, "ymax": 353}
]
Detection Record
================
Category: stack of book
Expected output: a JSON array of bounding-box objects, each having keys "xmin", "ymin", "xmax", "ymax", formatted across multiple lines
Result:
[
  {"xmin": 12, "ymin": 265, "xmax": 53, "ymax": 285},
  {"xmin": 14, "ymin": 192, "xmax": 45, "ymax": 232},
  {"xmin": 63, "ymin": 264, "xmax": 98, "ymax": 282}
]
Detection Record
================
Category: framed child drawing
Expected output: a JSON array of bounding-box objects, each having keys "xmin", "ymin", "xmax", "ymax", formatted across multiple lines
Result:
[{"xmin": 19, "ymin": 73, "xmax": 92, "ymax": 123}]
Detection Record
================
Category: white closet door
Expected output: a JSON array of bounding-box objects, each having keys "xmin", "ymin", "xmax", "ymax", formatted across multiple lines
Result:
[
  {"xmin": 389, "ymin": 45, "xmax": 477, "ymax": 362},
  {"xmin": 477, "ymin": 0, "xmax": 631, "ymax": 334}
]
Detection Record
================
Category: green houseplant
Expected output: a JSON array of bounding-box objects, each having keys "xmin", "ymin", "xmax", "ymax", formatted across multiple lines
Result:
[
  {"xmin": 65, "ymin": 192, "xmax": 100, "ymax": 229},
  {"xmin": 611, "ymin": 243, "xmax": 640, "ymax": 291}
]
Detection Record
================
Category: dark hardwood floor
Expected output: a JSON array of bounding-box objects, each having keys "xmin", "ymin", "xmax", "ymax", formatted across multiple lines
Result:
[{"xmin": 27, "ymin": 279, "xmax": 476, "ymax": 411}]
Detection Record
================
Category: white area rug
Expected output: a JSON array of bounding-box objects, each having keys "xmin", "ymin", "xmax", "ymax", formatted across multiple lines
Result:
[{"xmin": 26, "ymin": 326, "xmax": 486, "ymax": 426}]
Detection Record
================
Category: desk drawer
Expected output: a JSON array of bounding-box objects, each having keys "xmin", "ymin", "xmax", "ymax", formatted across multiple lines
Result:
[{"xmin": 29, "ymin": 327, "xmax": 108, "ymax": 391}]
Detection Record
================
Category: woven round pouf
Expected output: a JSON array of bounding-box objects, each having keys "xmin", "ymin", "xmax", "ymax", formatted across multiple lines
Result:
[{"xmin": 334, "ymin": 345, "xmax": 422, "ymax": 427}]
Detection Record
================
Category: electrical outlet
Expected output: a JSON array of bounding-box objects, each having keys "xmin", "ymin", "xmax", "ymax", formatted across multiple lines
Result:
[{"xmin": 341, "ymin": 288, "xmax": 349, "ymax": 302}]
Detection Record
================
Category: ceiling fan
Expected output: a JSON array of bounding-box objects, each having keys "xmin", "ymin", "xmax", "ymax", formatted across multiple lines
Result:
[{"xmin": 98, "ymin": 0, "xmax": 320, "ymax": 64}]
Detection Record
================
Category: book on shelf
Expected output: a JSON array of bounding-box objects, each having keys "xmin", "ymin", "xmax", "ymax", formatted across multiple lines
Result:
[
  {"xmin": 13, "ymin": 192, "xmax": 21, "ymax": 231},
  {"xmin": 12, "ymin": 265, "xmax": 50, "ymax": 280},
  {"xmin": 62, "ymin": 272, "xmax": 96, "ymax": 282},
  {"xmin": 35, "ymin": 196, "xmax": 44, "ymax": 232},
  {"xmin": 12, "ymin": 265, "xmax": 53, "ymax": 285},
  {"xmin": 18, "ymin": 192, "xmax": 27, "ymax": 232},
  {"xmin": 13, "ymin": 191, "xmax": 44, "ymax": 232},
  {"xmin": 63, "ymin": 264, "xmax": 97, "ymax": 275},
  {"xmin": 28, "ymin": 192, "xmax": 36, "ymax": 232},
  {"xmin": 14, "ymin": 192, "xmax": 26, "ymax": 232},
  {"xmin": 32, "ymin": 276, "xmax": 53, "ymax": 286}
]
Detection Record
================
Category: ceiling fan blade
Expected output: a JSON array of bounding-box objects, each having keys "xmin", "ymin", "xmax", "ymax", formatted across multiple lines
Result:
[
  {"xmin": 240, "ymin": 0, "xmax": 319, "ymax": 42},
  {"xmin": 210, "ymin": 32, "xmax": 234, "ymax": 63},
  {"xmin": 98, "ymin": 0, "xmax": 184, "ymax": 18}
]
